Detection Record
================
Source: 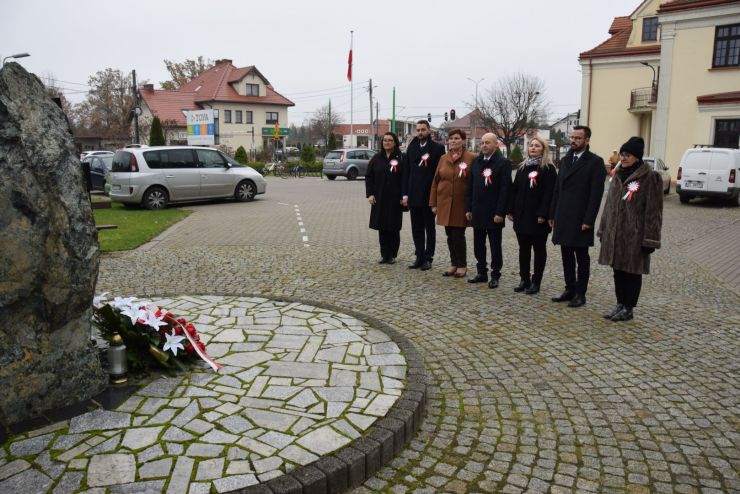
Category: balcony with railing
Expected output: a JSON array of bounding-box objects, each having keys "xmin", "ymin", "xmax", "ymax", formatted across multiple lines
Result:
[{"xmin": 629, "ymin": 85, "xmax": 658, "ymax": 112}]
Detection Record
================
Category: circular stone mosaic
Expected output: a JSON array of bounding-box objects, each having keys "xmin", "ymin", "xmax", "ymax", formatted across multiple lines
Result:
[{"xmin": 0, "ymin": 296, "xmax": 407, "ymax": 494}]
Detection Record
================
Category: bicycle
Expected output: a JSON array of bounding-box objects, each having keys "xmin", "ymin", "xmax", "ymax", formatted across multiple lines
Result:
[
  {"xmin": 264, "ymin": 161, "xmax": 288, "ymax": 178},
  {"xmin": 290, "ymin": 164, "xmax": 306, "ymax": 178}
]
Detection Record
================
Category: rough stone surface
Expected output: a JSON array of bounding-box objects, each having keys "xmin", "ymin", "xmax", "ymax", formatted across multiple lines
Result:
[{"xmin": 0, "ymin": 62, "xmax": 105, "ymax": 426}]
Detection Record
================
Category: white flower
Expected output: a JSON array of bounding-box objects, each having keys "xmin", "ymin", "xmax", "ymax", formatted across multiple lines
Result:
[
  {"xmin": 163, "ymin": 330, "xmax": 186, "ymax": 356},
  {"xmin": 109, "ymin": 296, "xmax": 139, "ymax": 311},
  {"xmin": 142, "ymin": 309, "xmax": 168, "ymax": 330},
  {"xmin": 120, "ymin": 305, "xmax": 148, "ymax": 326},
  {"xmin": 93, "ymin": 292, "xmax": 110, "ymax": 307}
]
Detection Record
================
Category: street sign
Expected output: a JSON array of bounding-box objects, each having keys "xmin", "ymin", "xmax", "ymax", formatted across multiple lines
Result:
[
  {"xmin": 186, "ymin": 110, "xmax": 215, "ymax": 145},
  {"xmin": 261, "ymin": 127, "xmax": 289, "ymax": 136}
]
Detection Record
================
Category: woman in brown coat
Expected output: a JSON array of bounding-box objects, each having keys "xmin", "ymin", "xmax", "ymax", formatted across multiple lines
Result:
[
  {"xmin": 597, "ymin": 137, "xmax": 663, "ymax": 322},
  {"xmin": 429, "ymin": 128, "xmax": 477, "ymax": 278}
]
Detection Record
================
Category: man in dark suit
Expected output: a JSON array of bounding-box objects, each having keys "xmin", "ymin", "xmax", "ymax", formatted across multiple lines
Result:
[
  {"xmin": 403, "ymin": 120, "xmax": 446, "ymax": 271},
  {"xmin": 465, "ymin": 133, "xmax": 511, "ymax": 288},
  {"xmin": 549, "ymin": 126, "xmax": 606, "ymax": 307}
]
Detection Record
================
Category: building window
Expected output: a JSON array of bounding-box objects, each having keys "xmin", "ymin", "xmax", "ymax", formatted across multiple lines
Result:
[
  {"xmin": 266, "ymin": 112, "xmax": 279, "ymax": 124},
  {"xmin": 224, "ymin": 110, "xmax": 232, "ymax": 124},
  {"xmin": 245, "ymin": 111, "xmax": 253, "ymax": 124},
  {"xmin": 246, "ymin": 83, "xmax": 259, "ymax": 96},
  {"xmin": 642, "ymin": 17, "xmax": 658, "ymax": 42},
  {"xmin": 235, "ymin": 111, "xmax": 242, "ymax": 124},
  {"xmin": 714, "ymin": 119, "xmax": 740, "ymax": 148},
  {"xmin": 713, "ymin": 24, "xmax": 740, "ymax": 68}
]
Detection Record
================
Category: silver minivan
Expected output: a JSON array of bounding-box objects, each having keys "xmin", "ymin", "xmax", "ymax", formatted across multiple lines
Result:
[
  {"xmin": 109, "ymin": 146, "xmax": 267, "ymax": 209},
  {"xmin": 322, "ymin": 148, "xmax": 376, "ymax": 180}
]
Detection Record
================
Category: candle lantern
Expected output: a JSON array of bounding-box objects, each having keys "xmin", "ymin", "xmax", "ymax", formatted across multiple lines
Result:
[{"xmin": 107, "ymin": 333, "xmax": 128, "ymax": 384}]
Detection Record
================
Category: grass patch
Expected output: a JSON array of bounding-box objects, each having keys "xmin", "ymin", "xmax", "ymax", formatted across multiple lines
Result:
[{"xmin": 93, "ymin": 202, "xmax": 191, "ymax": 252}]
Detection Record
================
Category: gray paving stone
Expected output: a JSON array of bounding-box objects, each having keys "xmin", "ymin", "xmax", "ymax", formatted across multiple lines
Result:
[
  {"xmin": 296, "ymin": 425, "xmax": 352, "ymax": 455},
  {"xmin": 139, "ymin": 458, "xmax": 173, "ymax": 479},
  {"xmin": 186, "ymin": 443, "xmax": 225, "ymax": 458},
  {"xmin": 52, "ymin": 471, "xmax": 84, "ymax": 494},
  {"xmin": 137, "ymin": 444, "xmax": 165, "ymax": 464},
  {"xmin": 109, "ymin": 480, "xmax": 166, "ymax": 493},
  {"xmin": 0, "ymin": 468, "xmax": 52, "ymax": 494},
  {"xmin": 9, "ymin": 433, "xmax": 55, "ymax": 456},
  {"xmin": 162, "ymin": 426, "xmax": 195, "ymax": 442},
  {"xmin": 264, "ymin": 361, "xmax": 329, "ymax": 380},
  {"xmin": 52, "ymin": 433, "xmax": 90, "ymax": 451},
  {"xmin": 196, "ymin": 458, "xmax": 224, "ymax": 480},
  {"xmin": 120, "ymin": 426, "xmax": 163, "ymax": 450},
  {"xmin": 213, "ymin": 474, "xmax": 259, "ymax": 493},
  {"xmin": 69, "ymin": 410, "xmax": 131, "ymax": 433},
  {"xmin": 139, "ymin": 377, "xmax": 183, "ymax": 397},
  {"xmin": 87, "ymin": 454, "xmax": 136, "ymax": 487},
  {"xmin": 166, "ymin": 456, "xmax": 194, "ymax": 494},
  {"xmin": 278, "ymin": 444, "xmax": 319, "ymax": 465},
  {"xmin": 0, "ymin": 459, "xmax": 30, "ymax": 480}
]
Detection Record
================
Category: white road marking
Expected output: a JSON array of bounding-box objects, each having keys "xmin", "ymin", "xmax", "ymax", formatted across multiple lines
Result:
[{"xmin": 294, "ymin": 206, "xmax": 310, "ymax": 248}]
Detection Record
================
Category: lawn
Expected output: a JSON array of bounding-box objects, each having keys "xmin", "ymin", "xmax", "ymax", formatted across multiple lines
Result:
[{"xmin": 93, "ymin": 202, "xmax": 191, "ymax": 252}]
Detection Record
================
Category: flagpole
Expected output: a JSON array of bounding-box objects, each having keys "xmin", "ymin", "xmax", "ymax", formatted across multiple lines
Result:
[{"xmin": 350, "ymin": 30, "xmax": 354, "ymax": 147}]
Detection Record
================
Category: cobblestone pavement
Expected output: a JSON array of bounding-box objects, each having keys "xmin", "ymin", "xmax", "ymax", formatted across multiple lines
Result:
[
  {"xmin": 0, "ymin": 296, "xmax": 408, "ymax": 493},
  {"xmin": 92, "ymin": 177, "xmax": 739, "ymax": 493}
]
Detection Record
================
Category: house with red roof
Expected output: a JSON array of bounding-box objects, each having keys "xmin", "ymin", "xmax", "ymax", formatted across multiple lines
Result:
[
  {"xmin": 137, "ymin": 59, "xmax": 294, "ymax": 156},
  {"xmin": 579, "ymin": 0, "xmax": 740, "ymax": 169}
]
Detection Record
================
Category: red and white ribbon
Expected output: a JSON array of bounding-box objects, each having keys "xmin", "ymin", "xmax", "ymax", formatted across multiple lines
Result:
[
  {"xmin": 622, "ymin": 181, "xmax": 640, "ymax": 202},
  {"xmin": 168, "ymin": 316, "xmax": 222, "ymax": 372},
  {"xmin": 528, "ymin": 170, "xmax": 539, "ymax": 189},
  {"xmin": 483, "ymin": 168, "xmax": 492, "ymax": 186},
  {"xmin": 458, "ymin": 162, "xmax": 468, "ymax": 178},
  {"xmin": 419, "ymin": 153, "xmax": 430, "ymax": 167},
  {"xmin": 609, "ymin": 168, "xmax": 615, "ymax": 182},
  {"xmin": 390, "ymin": 159, "xmax": 399, "ymax": 173}
]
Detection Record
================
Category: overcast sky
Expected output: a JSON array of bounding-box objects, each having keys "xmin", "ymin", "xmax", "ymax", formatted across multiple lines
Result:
[{"xmin": 2, "ymin": 0, "xmax": 640, "ymax": 126}]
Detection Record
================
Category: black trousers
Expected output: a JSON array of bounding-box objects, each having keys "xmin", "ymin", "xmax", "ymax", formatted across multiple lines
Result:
[
  {"xmin": 516, "ymin": 232, "xmax": 548, "ymax": 284},
  {"xmin": 409, "ymin": 206, "xmax": 436, "ymax": 262},
  {"xmin": 560, "ymin": 245, "xmax": 590, "ymax": 295},
  {"xmin": 613, "ymin": 269, "xmax": 642, "ymax": 308},
  {"xmin": 444, "ymin": 226, "xmax": 467, "ymax": 267},
  {"xmin": 378, "ymin": 230, "xmax": 400, "ymax": 260},
  {"xmin": 473, "ymin": 227, "xmax": 503, "ymax": 278}
]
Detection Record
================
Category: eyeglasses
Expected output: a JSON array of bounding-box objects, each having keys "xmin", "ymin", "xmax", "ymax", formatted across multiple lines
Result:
[{"xmin": 570, "ymin": 136, "xmax": 585, "ymax": 141}]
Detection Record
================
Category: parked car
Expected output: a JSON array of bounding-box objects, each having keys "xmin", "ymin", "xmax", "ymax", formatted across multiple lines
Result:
[
  {"xmin": 81, "ymin": 154, "xmax": 113, "ymax": 192},
  {"xmin": 108, "ymin": 146, "xmax": 267, "ymax": 209},
  {"xmin": 322, "ymin": 148, "xmax": 376, "ymax": 180},
  {"xmin": 642, "ymin": 156, "xmax": 671, "ymax": 194},
  {"xmin": 80, "ymin": 150, "xmax": 113, "ymax": 160},
  {"xmin": 677, "ymin": 147, "xmax": 740, "ymax": 205}
]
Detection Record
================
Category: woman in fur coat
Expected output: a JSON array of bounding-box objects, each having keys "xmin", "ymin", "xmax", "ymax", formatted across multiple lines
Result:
[{"xmin": 597, "ymin": 137, "xmax": 663, "ymax": 321}]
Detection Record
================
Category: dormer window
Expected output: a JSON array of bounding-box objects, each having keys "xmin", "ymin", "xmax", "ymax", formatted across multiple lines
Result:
[
  {"xmin": 642, "ymin": 17, "xmax": 658, "ymax": 42},
  {"xmin": 246, "ymin": 83, "xmax": 259, "ymax": 96}
]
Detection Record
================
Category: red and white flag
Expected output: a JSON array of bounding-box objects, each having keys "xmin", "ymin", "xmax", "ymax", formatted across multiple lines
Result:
[{"xmin": 347, "ymin": 39, "xmax": 353, "ymax": 82}]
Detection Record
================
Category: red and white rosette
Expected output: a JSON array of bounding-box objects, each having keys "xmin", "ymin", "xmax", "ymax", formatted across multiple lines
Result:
[
  {"xmin": 419, "ymin": 153, "xmax": 430, "ymax": 167},
  {"xmin": 483, "ymin": 168, "xmax": 492, "ymax": 186},
  {"xmin": 622, "ymin": 180, "xmax": 640, "ymax": 202},
  {"xmin": 528, "ymin": 170, "xmax": 539, "ymax": 189},
  {"xmin": 168, "ymin": 316, "xmax": 222, "ymax": 372},
  {"xmin": 389, "ymin": 159, "xmax": 399, "ymax": 173},
  {"xmin": 458, "ymin": 162, "xmax": 468, "ymax": 178}
]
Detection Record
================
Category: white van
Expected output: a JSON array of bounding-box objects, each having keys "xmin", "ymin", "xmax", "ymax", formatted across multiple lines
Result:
[{"xmin": 676, "ymin": 147, "xmax": 740, "ymax": 206}]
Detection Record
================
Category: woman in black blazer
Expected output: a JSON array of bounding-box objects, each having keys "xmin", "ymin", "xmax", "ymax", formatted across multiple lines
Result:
[{"xmin": 507, "ymin": 136, "xmax": 557, "ymax": 294}]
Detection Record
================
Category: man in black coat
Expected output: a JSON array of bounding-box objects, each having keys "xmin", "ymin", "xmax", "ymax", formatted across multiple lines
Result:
[
  {"xmin": 403, "ymin": 120, "xmax": 446, "ymax": 271},
  {"xmin": 548, "ymin": 125, "xmax": 607, "ymax": 307},
  {"xmin": 465, "ymin": 133, "xmax": 512, "ymax": 288}
]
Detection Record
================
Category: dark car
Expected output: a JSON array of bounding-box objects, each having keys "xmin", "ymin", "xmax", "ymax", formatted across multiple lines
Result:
[{"xmin": 82, "ymin": 155, "xmax": 113, "ymax": 192}]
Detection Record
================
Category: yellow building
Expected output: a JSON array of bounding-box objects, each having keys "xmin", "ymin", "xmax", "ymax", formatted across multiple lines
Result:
[{"xmin": 580, "ymin": 0, "xmax": 740, "ymax": 170}]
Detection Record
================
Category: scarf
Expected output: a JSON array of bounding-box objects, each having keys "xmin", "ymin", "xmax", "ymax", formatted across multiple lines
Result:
[
  {"xmin": 525, "ymin": 156, "xmax": 543, "ymax": 168},
  {"xmin": 618, "ymin": 160, "xmax": 643, "ymax": 183}
]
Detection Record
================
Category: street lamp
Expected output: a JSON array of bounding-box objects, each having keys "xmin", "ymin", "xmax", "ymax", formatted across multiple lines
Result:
[
  {"xmin": 2, "ymin": 52, "xmax": 30, "ymax": 65},
  {"xmin": 640, "ymin": 62, "xmax": 657, "ymax": 102},
  {"xmin": 467, "ymin": 77, "xmax": 484, "ymax": 151}
]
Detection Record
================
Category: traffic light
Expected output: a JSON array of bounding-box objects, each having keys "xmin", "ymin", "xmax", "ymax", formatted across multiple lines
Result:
[
  {"xmin": 444, "ymin": 112, "xmax": 448, "ymax": 121},
  {"xmin": 273, "ymin": 122, "xmax": 280, "ymax": 141},
  {"xmin": 450, "ymin": 109, "xmax": 456, "ymax": 121},
  {"xmin": 427, "ymin": 112, "xmax": 432, "ymax": 122}
]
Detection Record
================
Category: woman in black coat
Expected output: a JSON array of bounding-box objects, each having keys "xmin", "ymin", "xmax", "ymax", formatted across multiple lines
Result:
[
  {"xmin": 507, "ymin": 136, "xmax": 557, "ymax": 294},
  {"xmin": 366, "ymin": 132, "xmax": 407, "ymax": 264}
]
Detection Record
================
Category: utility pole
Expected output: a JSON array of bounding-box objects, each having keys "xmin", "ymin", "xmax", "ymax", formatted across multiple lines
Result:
[
  {"xmin": 327, "ymin": 99, "xmax": 331, "ymax": 150},
  {"xmin": 375, "ymin": 100, "xmax": 379, "ymax": 145},
  {"xmin": 368, "ymin": 78, "xmax": 374, "ymax": 150},
  {"xmin": 132, "ymin": 69, "xmax": 140, "ymax": 144},
  {"xmin": 392, "ymin": 87, "xmax": 396, "ymax": 134}
]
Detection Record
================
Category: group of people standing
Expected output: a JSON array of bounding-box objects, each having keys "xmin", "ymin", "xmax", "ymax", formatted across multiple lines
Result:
[{"xmin": 364, "ymin": 121, "xmax": 663, "ymax": 322}]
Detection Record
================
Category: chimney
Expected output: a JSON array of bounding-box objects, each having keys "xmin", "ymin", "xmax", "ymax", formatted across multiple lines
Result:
[
  {"xmin": 215, "ymin": 59, "xmax": 232, "ymax": 65},
  {"xmin": 142, "ymin": 84, "xmax": 154, "ymax": 92}
]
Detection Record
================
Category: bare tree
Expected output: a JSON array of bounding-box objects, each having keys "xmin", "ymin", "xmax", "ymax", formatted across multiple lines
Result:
[
  {"xmin": 309, "ymin": 104, "xmax": 344, "ymax": 145},
  {"xmin": 73, "ymin": 68, "xmax": 134, "ymax": 139},
  {"xmin": 476, "ymin": 73, "xmax": 549, "ymax": 154},
  {"xmin": 160, "ymin": 57, "xmax": 214, "ymax": 90}
]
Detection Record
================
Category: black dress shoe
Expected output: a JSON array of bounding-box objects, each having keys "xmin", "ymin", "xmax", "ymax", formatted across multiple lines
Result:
[
  {"xmin": 420, "ymin": 261, "xmax": 432, "ymax": 271},
  {"xmin": 386, "ymin": 257, "xmax": 396, "ymax": 265},
  {"xmin": 603, "ymin": 304, "xmax": 624, "ymax": 319},
  {"xmin": 525, "ymin": 283, "xmax": 540, "ymax": 295},
  {"xmin": 514, "ymin": 280, "xmax": 531, "ymax": 292},
  {"xmin": 378, "ymin": 258, "xmax": 388, "ymax": 264},
  {"xmin": 442, "ymin": 269, "xmax": 456, "ymax": 277},
  {"xmin": 468, "ymin": 274, "xmax": 488, "ymax": 284},
  {"xmin": 568, "ymin": 293, "xmax": 586, "ymax": 307},
  {"xmin": 488, "ymin": 278, "xmax": 499, "ymax": 289},
  {"xmin": 611, "ymin": 306, "xmax": 633, "ymax": 321},
  {"xmin": 408, "ymin": 259, "xmax": 423, "ymax": 269},
  {"xmin": 551, "ymin": 290, "xmax": 575, "ymax": 302}
]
